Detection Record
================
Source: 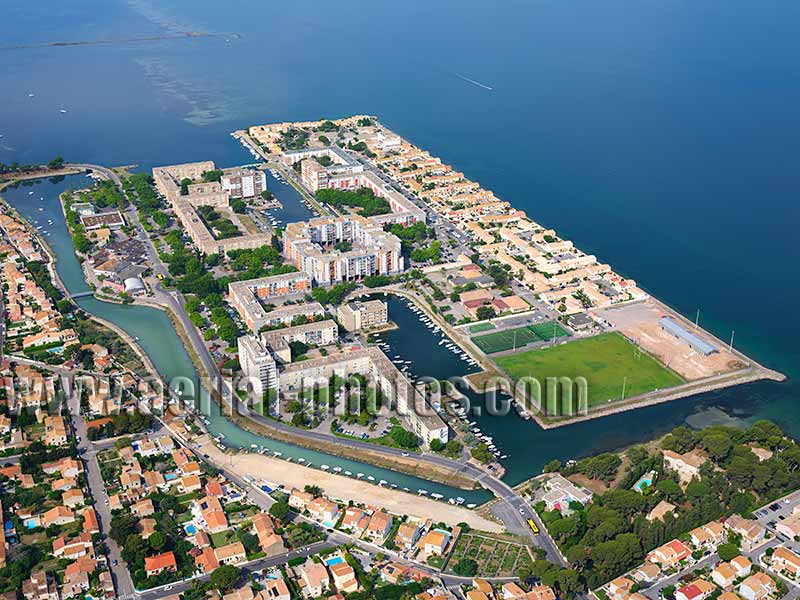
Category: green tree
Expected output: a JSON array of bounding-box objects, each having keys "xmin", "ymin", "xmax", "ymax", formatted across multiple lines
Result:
[
  {"xmin": 717, "ymin": 543, "xmax": 740, "ymax": 561},
  {"xmin": 269, "ymin": 501, "xmax": 290, "ymax": 521},
  {"xmin": 452, "ymin": 558, "xmax": 478, "ymax": 577},
  {"xmin": 210, "ymin": 565, "xmax": 240, "ymax": 591}
]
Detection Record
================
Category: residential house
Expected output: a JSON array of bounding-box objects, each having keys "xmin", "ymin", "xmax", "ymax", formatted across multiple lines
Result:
[
  {"xmin": 300, "ymin": 562, "xmax": 330, "ymax": 597},
  {"xmin": 725, "ymin": 515, "xmax": 766, "ymax": 551},
  {"xmin": 771, "ymin": 547, "xmax": 800, "ymax": 576},
  {"xmin": 501, "ymin": 583, "xmax": 526, "ymax": 600},
  {"xmin": 341, "ymin": 507, "xmax": 370, "ymax": 535},
  {"xmin": 145, "ymin": 551, "xmax": 178, "ymax": 577},
  {"xmin": 632, "ymin": 563, "xmax": 661, "ymax": 584},
  {"xmin": 179, "ymin": 474, "xmax": 202, "ymax": 493},
  {"xmin": 776, "ymin": 514, "xmax": 800, "ymax": 540},
  {"xmin": 395, "ymin": 522, "xmax": 422, "ymax": 550},
  {"xmin": 364, "ymin": 511, "xmax": 393, "ymax": 543},
  {"xmin": 663, "ymin": 450, "xmax": 707, "ymax": 483},
  {"xmin": 62, "ymin": 489, "xmax": 85, "ymax": 508},
  {"xmin": 263, "ymin": 578, "xmax": 291, "ymax": 600},
  {"xmin": 330, "ymin": 562, "xmax": 360, "ymax": 593},
  {"xmin": 42, "ymin": 506, "xmax": 75, "ymax": 527},
  {"xmin": 307, "ymin": 497, "xmax": 339, "ymax": 526},
  {"xmin": 608, "ymin": 577, "xmax": 634, "ymax": 600},
  {"xmin": 739, "ymin": 573, "xmax": 776, "ymax": 600},
  {"xmin": 289, "ymin": 489, "xmax": 314, "ymax": 511},
  {"xmin": 676, "ymin": 580, "xmax": 716, "ymax": 600},
  {"xmin": 647, "ymin": 539, "xmax": 691, "ymax": 569},
  {"xmin": 690, "ymin": 521, "xmax": 726, "ymax": 549},
  {"xmin": 418, "ymin": 530, "xmax": 450, "ymax": 555},
  {"xmin": 131, "ymin": 498, "xmax": 155, "ymax": 517},
  {"xmin": 215, "ymin": 541, "xmax": 246, "ymax": 566},
  {"xmin": 648, "ymin": 500, "xmax": 677, "ymax": 522},
  {"xmin": 526, "ymin": 586, "xmax": 556, "ymax": 600},
  {"xmin": 22, "ymin": 570, "xmax": 59, "ymax": 600}
]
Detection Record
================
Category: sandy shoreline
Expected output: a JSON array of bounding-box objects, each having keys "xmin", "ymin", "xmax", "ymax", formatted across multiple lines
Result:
[{"xmin": 198, "ymin": 436, "xmax": 501, "ymax": 532}]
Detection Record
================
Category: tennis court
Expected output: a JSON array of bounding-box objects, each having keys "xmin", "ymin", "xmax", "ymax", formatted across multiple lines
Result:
[{"xmin": 472, "ymin": 321, "xmax": 570, "ymax": 354}]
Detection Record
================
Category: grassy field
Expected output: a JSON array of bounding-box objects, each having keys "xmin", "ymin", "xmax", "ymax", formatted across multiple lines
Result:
[
  {"xmin": 471, "ymin": 321, "xmax": 567, "ymax": 353},
  {"xmin": 469, "ymin": 322, "xmax": 496, "ymax": 334},
  {"xmin": 528, "ymin": 321, "xmax": 569, "ymax": 341},
  {"xmin": 495, "ymin": 332, "xmax": 684, "ymax": 408}
]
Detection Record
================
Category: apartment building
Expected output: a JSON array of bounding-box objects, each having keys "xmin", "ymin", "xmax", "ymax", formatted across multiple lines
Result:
[
  {"xmin": 228, "ymin": 272, "xmax": 312, "ymax": 332},
  {"xmin": 279, "ymin": 345, "xmax": 448, "ymax": 446},
  {"xmin": 283, "ymin": 215, "xmax": 403, "ymax": 284},
  {"xmin": 337, "ymin": 299, "xmax": 388, "ymax": 331},
  {"xmin": 221, "ymin": 168, "xmax": 267, "ymax": 199},
  {"xmin": 153, "ymin": 161, "xmax": 272, "ymax": 254},
  {"xmin": 237, "ymin": 334, "xmax": 279, "ymax": 398}
]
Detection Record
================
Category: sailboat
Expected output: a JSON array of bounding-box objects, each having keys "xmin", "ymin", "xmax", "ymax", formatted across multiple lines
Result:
[{"xmin": 59, "ymin": 105, "xmax": 67, "ymax": 114}]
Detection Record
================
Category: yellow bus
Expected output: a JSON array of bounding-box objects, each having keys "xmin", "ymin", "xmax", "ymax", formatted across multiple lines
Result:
[{"xmin": 527, "ymin": 518, "xmax": 539, "ymax": 535}]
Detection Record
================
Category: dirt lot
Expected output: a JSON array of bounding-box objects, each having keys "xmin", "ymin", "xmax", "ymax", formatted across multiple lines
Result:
[{"xmin": 595, "ymin": 300, "xmax": 747, "ymax": 380}]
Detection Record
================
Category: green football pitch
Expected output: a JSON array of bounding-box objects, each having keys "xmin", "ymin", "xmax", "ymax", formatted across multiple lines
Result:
[{"xmin": 471, "ymin": 321, "xmax": 568, "ymax": 354}]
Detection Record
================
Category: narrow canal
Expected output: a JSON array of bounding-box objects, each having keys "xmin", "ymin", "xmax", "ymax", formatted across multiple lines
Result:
[{"xmin": 3, "ymin": 173, "xmax": 492, "ymax": 504}]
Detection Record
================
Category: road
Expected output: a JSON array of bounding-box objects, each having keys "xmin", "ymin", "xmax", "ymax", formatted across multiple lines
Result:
[{"xmin": 64, "ymin": 373, "xmax": 136, "ymax": 598}]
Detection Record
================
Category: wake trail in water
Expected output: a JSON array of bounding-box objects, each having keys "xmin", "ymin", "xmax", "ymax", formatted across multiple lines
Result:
[{"xmin": 454, "ymin": 72, "xmax": 494, "ymax": 91}]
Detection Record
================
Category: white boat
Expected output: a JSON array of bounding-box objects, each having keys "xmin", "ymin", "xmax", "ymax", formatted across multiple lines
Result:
[
  {"xmin": 467, "ymin": 503, "xmax": 477, "ymax": 509},
  {"xmin": 379, "ymin": 480, "xmax": 387, "ymax": 486},
  {"xmin": 431, "ymin": 493, "xmax": 444, "ymax": 499},
  {"xmin": 367, "ymin": 475, "xmax": 375, "ymax": 481},
  {"xmin": 320, "ymin": 464, "xmax": 329, "ymax": 470},
  {"xmin": 344, "ymin": 471, "xmax": 352, "ymax": 476},
  {"xmin": 333, "ymin": 466, "xmax": 342, "ymax": 473},
  {"xmin": 418, "ymin": 489, "xmax": 428, "ymax": 495},
  {"xmin": 356, "ymin": 473, "xmax": 364, "ymax": 479},
  {"xmin": 298, "ymin": 458, "xmax": 305, "ymax": 463}
]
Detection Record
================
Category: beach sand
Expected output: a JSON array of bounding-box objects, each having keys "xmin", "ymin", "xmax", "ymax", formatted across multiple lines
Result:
[{"xmin": 199, "ymin": 437, "xmax": 501, "ymax": 532}]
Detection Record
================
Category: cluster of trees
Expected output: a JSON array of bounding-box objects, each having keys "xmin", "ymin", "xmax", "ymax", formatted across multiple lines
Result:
[
  {"xmin": 534, "ymin": 420, "xmax": 800, "ymax": 590},
  {"xmin": 387, "ymin": 425, "xmax": 420, "ymax": 449},
  {"xmin": 471, "ymin": 442, "xmax": 495, "ymax": 463},
  {"xmin": 279, "ymin": 127, "xmax": 310, "ymax": 150},
  {"xmin": 73, "ymin": 313, "xmax": 144, "ymax": 371},
  {"xmin": 196, "ymin": 205, "xmax": 240, "ymax": 240},
  {"xmin": 122, "ymin": 173, "xmax": 170, "ymax": 230},
  {"xmin": 61, "ymin": 191, "xmax": 91, "ymax": 253},
  {"xmin": 485, "ymin": 261, "xmax": 510, "ymax": 287},
  {"xmin": 110, "ymin": 494, "xmax": 196, "ymax": 588},
  {"xmin": 410, "ymin": 240, "xmax": 442, "ymax": 264},
  {"xmin": 87, "ymin": 411, "xmax": 153, "ymax": 441},
  {"xmin": 202, "ymin": 169, "xmax": 223, "ymax": 182},
  {"xmin": 317, "ymin": 187, "xmax": 391, "ymax": 217},
  {"xmin": 311, "ymin": 281, "xmax": 356, "ymax": 305},
  {"xmin": 25, "ymin": 259, "xmax": 64, "ymax": 303},
  {"xmin": 430, "ymin": 438, "xmax": 463, "ymax": 458},
  {"xmin": 85, "ymin": 178, "xmax": 126, "ymax": 209},
  {"xmin": 0, "ymin": 156, "xmax": 63, "ymax": 175}
]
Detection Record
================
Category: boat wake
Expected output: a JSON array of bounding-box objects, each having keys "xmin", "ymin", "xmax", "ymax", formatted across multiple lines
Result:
[{"xmin": 454, "ymin": 72, "xmax": 493, "ymax": 91}]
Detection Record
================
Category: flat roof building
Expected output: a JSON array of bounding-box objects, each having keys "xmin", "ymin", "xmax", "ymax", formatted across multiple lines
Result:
[
  {"xmin": 337, "ymin": 300, "xmax": 388, "ymax": 332},
  {"xmin": 284, "ymin": 215, "xmax": 404, "ymax": 285},
  {"xmin": 660, "ymin": 317, "xmax": 717, "ymax": 356},
  {"xmin": 228, "ymin": 272, "xmax": 313, "ymax": 332}
]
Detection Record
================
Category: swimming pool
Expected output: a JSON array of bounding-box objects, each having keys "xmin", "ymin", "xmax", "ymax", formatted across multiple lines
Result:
[
  {"xmin": 633, "ymin": 470, "xmax": 656, "ymax": 493},
  {"xmin": 185, "ymin": 524, "xmax": 197, "ymax": 535},
  {"xmin": 325, "ymin": 556, "xmax": 343, "ymax": 566}
]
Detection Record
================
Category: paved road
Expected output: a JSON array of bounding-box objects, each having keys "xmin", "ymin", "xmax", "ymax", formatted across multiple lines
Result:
[
  {"xmin": 65, "ymin": 373, "xmax": 136, "ymax": 598},
  {"xmin": 135, "ymin": 541, "xmax": 333, "ymax": 600}
]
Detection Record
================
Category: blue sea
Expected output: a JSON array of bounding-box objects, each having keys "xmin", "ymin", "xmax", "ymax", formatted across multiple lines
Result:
[{"xmin": 2, "ymin": 0, "xmax": 799, "ymax": 476}]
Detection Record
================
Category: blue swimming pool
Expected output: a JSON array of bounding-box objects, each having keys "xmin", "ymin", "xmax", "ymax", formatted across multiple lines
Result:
[
  {"xmin": 325, "ymin": 556, "xmax": 343, "ymax": 566},
  {"xmin": 185, "ymin": 524, "xmax": 197, "ymax": 535},
  {"xmin": 165, "ymin": 473, "xmax": 178, "ymax": 481}
]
